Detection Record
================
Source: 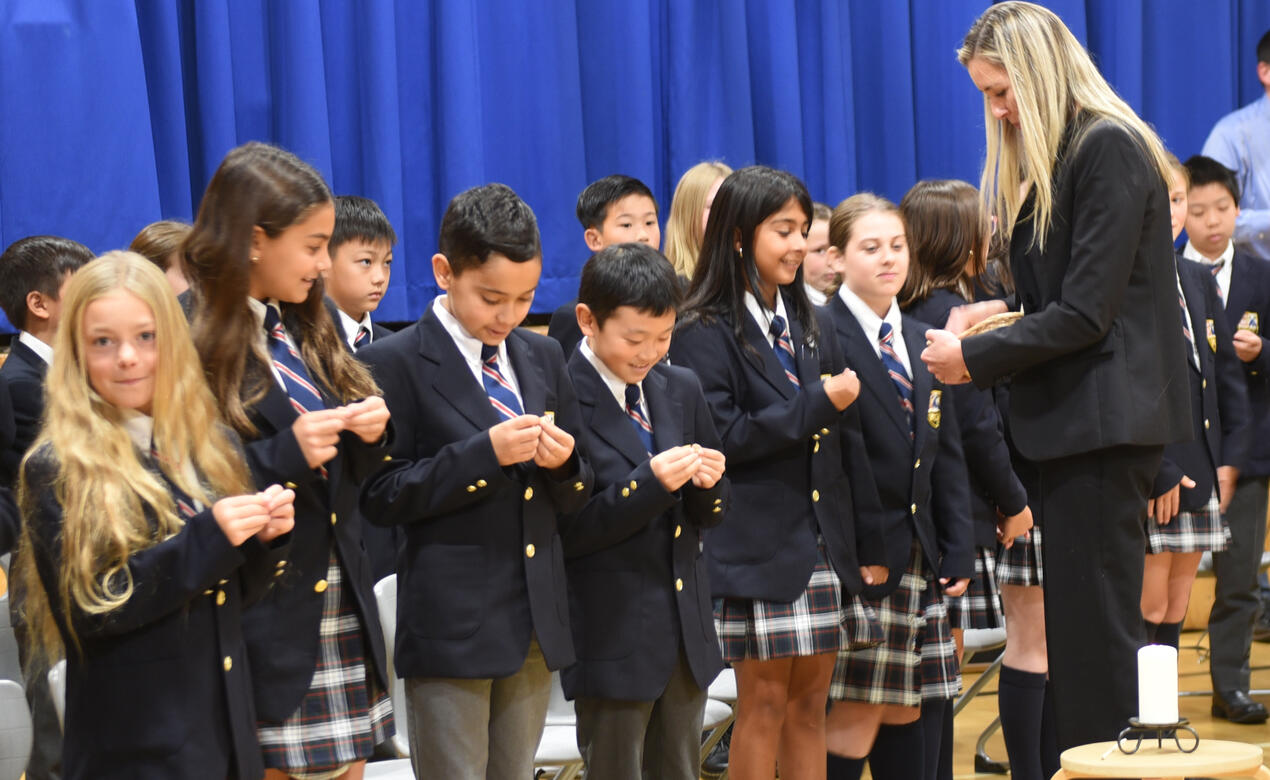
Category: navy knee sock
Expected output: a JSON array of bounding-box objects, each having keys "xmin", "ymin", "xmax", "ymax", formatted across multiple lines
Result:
[
  {"xmin": 919, "ymin": 697, "xmax": 954, "ymax": 780},
  {"xmin": 1154, "ymin": 620, "xmax": 1181, "ymax": 650},
  {"xmin": 826, "ymin": 753, "xmax": 866, "ymax": 780},
  {"xmin": 867, "ymin": 720, "xmax": 925, "ymax": 780},
  {"xmin": 997, "ymin": 665, "xmax": 1047, "ymax": 780},
  {"xmin": 1040, "ymin": 678, "xmax": 1060, "ymax": 779},
  {"xmin": 1144, "ymin": 619, "xmax": 1160, "ymax": 643}
]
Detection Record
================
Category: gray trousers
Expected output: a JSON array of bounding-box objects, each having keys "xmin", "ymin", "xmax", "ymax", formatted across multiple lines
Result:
[
  {"xmin": 1209, "ymin": 476, "xmax": 1269, "ymax": 693},
  {"xmin": 405, "ymin": 639, "xmax": 550, "ymax": 780},
  {"xmin": 573, "ymin": 650, "xmax": 708, "ymax": 780}
]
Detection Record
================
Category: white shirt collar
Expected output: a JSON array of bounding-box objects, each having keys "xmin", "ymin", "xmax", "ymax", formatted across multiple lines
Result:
[
  {"xmin": 1182, "ymin": 239, "xmax": 1235, "ymax": 301},
  {"xmin": 17, "ymin": 331, "xmax": 53, "ymax": 365},
  {"xmin": 336, "ymin": 306, "xmax": 373, "ymax": 350},
  {"xmin": 431, "ymin": 295, "xmax": 520, "ymax": 395},
  {"xmin": 803, "ymin": 282, "xmax": 829, "ymax": 307},
  {"xmin": 579, "ymin": 337, "xmax": 644, "ymax": 416},
  {"xmin": 837, "ymin": 284, "xmax": 911, "ymax": 372},
  {"xmin": 743, "ymin": 289, "xmax": 791, "ymax": 348},
  {"xmin": 121, "ymin": 409, "xmax": 154, "ymax": 453}
]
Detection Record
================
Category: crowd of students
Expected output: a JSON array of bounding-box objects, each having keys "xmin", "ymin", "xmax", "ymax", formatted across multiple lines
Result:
[{"xmin": 0, "ymin": 3, "xmax": 1267, "ymax": 780}]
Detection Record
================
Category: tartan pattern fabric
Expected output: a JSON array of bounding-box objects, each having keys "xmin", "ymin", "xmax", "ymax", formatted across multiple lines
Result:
[
  {"xmin": 995, "ymin": 525, "xmax": 1044, "ymax": 588},
  {"xmin": 258, "ymin": 550, "xmax": 394, "ymax": 772},
  {"xmin": 829, "ymin": 542, "xmax": 959, "ymax": 707},
  {"xmin": 878, "ymin": 322, "xmax": 914, "ymax": 436},
  {"xmin": 624, "ymin": 383, "xmax": 654, "ymax": 455},
  {"xmin": 946, "ymin": 547, "xmax": 1004, "ymax": 631},
  {"xmin": 714, "ymin": 541, "xmax": 843, "ymax": 662},
  {"xmin": 769, "ymin": 314, "xmax": 801, "ymax": 388},
  {"xmin": 1146, "ymin": 488, "xmax": 1229, "ymax": 554},
  {"xmin": 479, "ymin": 343, "xmax": 523, "ymax": 420}
]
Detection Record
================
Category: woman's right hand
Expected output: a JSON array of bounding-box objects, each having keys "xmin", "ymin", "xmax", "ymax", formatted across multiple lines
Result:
[
  {"xmin": 212, "ymin": 494, "xmax": 273, "ymax": 546},
  {"xmin": 823, "ymin": 367, "xmax": 860, "ymax": 411},
  {"xmin": 292, "ymin": 409, "xmax": 346, "ymax": 468}
]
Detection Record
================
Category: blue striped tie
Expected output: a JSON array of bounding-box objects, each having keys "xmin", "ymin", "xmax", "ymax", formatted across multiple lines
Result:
[
  {"xmin": 480, "ymin": 344, "xmax": 523, "ymax": 421},
  {"xmin": 769, "ymin": 314, "xmax": 801, "ymax": 389},
  {"xmin": 353, "ymin": 326, "xmax": 370, "ymax": 351},
  {"xmin": 625, "ymin": 383, "xmax": 654, "ymax": 455},
  {"xmin": 878, "ymin": 322, "xmax": 914, "ymax": 438},
  {"xmin": 263, "ymin": 306, "xmax": 327, "ymax": 416}
]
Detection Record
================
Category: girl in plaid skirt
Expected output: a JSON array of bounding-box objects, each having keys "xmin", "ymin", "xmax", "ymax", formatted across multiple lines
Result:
[
  {"xmin": 670, "ymin": 167, "xmax": 888, "ymax": 780},
  {"xmin": 821, "ymin": 194, "xmax": 975, "ymax": 780},
  {"xmin": 1141, "ymin": 158, "xmax": 1249, "ymax": 653}
]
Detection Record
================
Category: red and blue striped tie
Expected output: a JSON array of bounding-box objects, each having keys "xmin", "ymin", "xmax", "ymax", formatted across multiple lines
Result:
[
  {"xmin": 878, "ymin": 322, "xmax": 914, "ymax": 438},
  {"xmin": 353, "ymin": 326, "xmax": 370, "ymax": 351},
  {"xmin": 769, "ymin": 314, "xmax": 801, "ymax": 389},
  {"xmin": 264, "ymin": 307, "xmax": 327, "ymax": 417},
  {"xmin": 625, "ymin": 383, "xmax": 654, "ymax": 455},
  {"xmin": 480, "ymin": 344, "xmax": 523, "ymax": 421}
]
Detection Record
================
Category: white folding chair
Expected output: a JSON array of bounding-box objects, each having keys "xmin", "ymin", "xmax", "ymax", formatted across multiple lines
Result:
[
  {"xmin": 0, "ymin": 679, "xmax": 31, "ymax": 780},
  {"xmin": 368, "ymin": 574, "xmax": 422, "ymax": 778},
  {"xmin": 534, "ymin": 671, "xmax": 584, "ymax": 780}
]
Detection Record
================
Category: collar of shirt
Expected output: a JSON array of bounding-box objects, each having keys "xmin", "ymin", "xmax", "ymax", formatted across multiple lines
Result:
[
  {"xmin": 579, "ymin": 336, "xmax": 646, "ymax": 421},
  {"xmin": 803, "ymin": 283, "xmax": 829, "ymax": 307},
  {"xmin": 336, "ymin": 306, "xmax": 373, "ymax": 350},
  {"xmin": 1182, "ymin": 239, "xmax": 1235, "ymax": 301},
  {"xmin": 836, "ymin": 284, "xmax": 911, "ymax": 374},
  {"xmin": 121, "ymin": 408, "xmax": 154, "ymax": 453},
  {"xmin": 743, "ymin": 288, "xmax": 791, "ymax": 348},
  {"xmin": 17, "ymin": 330, "xmax": 53, "ymax": 365},
  {"xmin": 431, "ymin": 295, "xmax": 520, "ymax": 396},
  {"xmin": 247, "ymin": 297, "xmax": 290, "ymax": 390}
]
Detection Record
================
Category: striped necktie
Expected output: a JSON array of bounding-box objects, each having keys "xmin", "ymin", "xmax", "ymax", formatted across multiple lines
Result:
[
  {"xmin": 263, "ymin": 306, "xmax": 327, "ymax": 416},
  {"xmin": 480, "ymin": 344, "xmax": 523, "ymax": 421},
  {"xmin": 353, "ymin": 326, "xmax": 370, "ymax": 351},
  {"xmin": 1202, "ymin": 258, "xmax": 1225, "ymax": 278},
  {"xmin": 1176, "ymin": 274, "xmax": 1200, "ymax": 369},
  {"xmin": 624, "ymin": 383, "xmax": 654, "ymax": 455},
  {"xmin": 878, "ymin": 322, "xmax": 914, "ymax": 437},
  {"xmin": 769, "ymin": 314, "xmax": 801, "ymax": 388}
]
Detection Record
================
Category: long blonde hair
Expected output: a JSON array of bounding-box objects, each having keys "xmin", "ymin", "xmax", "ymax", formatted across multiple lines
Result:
[
  {"xmin": 664, "ymin": 161, "xmax": 732, "ymax": 279},
  {"xmin": 16, "ymin": 251, "xmax": 250, "ymax": 663},
  {"xmin": 958, "ymin": 1, "xmax": 1172, "ymax": 250}
]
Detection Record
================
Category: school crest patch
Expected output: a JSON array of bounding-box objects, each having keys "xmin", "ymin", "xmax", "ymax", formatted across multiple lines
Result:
[
  {"xmin": 1239, "ymin": 311, "xmax": 1260, "ymax": 335},
  {"xmin": 927, "ymin": 389, "xmax": 942, "ymax": 429},
  {"xmin": 1206, "ymin": 319, "xmax": 1216, "ymax": 352}
]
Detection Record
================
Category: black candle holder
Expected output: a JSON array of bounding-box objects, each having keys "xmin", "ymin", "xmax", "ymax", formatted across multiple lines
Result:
[{"xmin": 1116, "ymin": 718, "xmax": 1199, "ymax": 754}]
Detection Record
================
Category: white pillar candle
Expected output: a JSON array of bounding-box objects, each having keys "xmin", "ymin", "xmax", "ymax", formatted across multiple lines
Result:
[{"xmin": 1137, "ymin": 644, "xmax": 1179, "ymax": 724}]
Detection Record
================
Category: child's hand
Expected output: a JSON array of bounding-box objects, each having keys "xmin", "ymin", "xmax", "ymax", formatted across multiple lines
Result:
[
  {"xmin": 940, "ymin": 577, "xmax": 971, "ymax": 597},
  {"xmin": 533, "ymin": 414, "xmax": 575, "ymax": 471},
  {"xmin": 822, "ymin": 367, "xmax": 860, "ymax": 411},
  {"xmin": 996, "ymin": 506, "xmax": 1034, "ymax": 549},
  {"xmin": 292, "ymin": 409, "xmax": 346, "ymax": 468},
  {"xmin": 1217, "ymin": 465, "xmax": 1238, "ymax": 513},
  {"xmin": 650, "ymin": 445, "xmax": 701, "ymax": 492},
  {"xmin": 212, "ymin": 493, "xmax": 273, "ymax": 546},
  {"xmin": 690, "ymin": 445, "xmax": 725, "ymax": 490},
  {"xmin": 1147, "ymin": 475, "xmax": 1195, "ymax": 525},
  {"xmin": 341, "ymin": 396, "xmax": 390, "ymax": 444},
  {"xmin": 1232, "ymin": 330, "xmax": 1263, "ymax": 362},
  {"xmin": 921, "ymin": 330, "xmax": 970, "ymax": 385},
  {"xmin": 489, "ymin": 415, "xmax": 542, "ymax": 466},
  {"xmin": 257, "ymin": 484, "xmax": 295, "ymax": 542},
  {"xmin": 859, "ymin": 565, "xmax": 888, "ymax": 586}
]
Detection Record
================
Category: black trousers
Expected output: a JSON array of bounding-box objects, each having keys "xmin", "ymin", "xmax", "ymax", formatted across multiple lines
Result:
[
  {"xmin": 1209, "ymin": 475, "xmax": 1270, "ymax": 694},
  {"xmin": 1035, "ymin": 444, "xmax": 1161, "ymax": 752}
]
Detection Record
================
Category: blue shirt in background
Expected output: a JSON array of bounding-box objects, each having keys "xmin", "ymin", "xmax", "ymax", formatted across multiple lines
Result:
[{"xmin": 1203, "ymin": 94, "xmax": 1270, "ymax": 260}]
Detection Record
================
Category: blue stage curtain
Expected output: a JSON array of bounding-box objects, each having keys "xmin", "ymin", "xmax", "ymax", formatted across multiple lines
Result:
[{"xmin": 0, "ymin": 0, "xmax": 1267, "ymax": 330}]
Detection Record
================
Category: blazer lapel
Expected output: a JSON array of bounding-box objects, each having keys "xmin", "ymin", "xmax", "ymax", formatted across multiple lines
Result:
[
  {"xmin": 739, "ymin": 313, "xmax": 797, "ymax": 400},
  {"xmin": 643, "ymin": 368, "xmax": 683, "ymax": 454},
  {"xmin": 419, "ymin": 309, "xmax": 501, "ymax": 431},
  {"xmin": 1224, "ymin": 256, "xmax": 1247, "ymax": 317},
  {"xmin": 786, "ymin": 301, "xmax": 822, "ymax": 387},
  {"xmin": 905, "ymin": 322, "xmax": 932, "ymax": 454},
  {"xmin": 1178, "ymin": 266, "xmax": 1207, "ymax": 376},
  {"xmin": 11, "ymin": 340, "xmax": 47, "ymax": 380},
  {"xmin": 506, "ymin": 330, "xmax": 547, "ymax": 416},
  {"xmin": 832, "ymin": 297, "xmax": 910, "ymax": 440},
  {"xmin": 571, "ymin": 353, "xmax": 651, "ymax": 466},
  {"xmin": 252, "ymin": 379, "xmax": 301, "ymax": 434}
]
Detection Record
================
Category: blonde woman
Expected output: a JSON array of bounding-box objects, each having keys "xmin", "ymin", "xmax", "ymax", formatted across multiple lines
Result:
[
  {"xmin": 920, "ymin": 0, "xmax": 1191, "ymax": 753},
  {"xmin": 15, "ymin": 252, "xmax": 294, "ymax": 779},
  {"xmin": 664, "ymin": 161, "xmax": 731, "ymax": 281}
]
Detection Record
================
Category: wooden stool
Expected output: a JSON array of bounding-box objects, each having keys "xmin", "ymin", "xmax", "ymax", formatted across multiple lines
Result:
[{"xmin": 1050, "ymin": 739, "xmax": 1269, "ymax": 779}]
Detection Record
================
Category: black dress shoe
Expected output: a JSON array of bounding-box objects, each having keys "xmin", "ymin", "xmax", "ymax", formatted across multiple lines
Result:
[{"xmin": 1211, "ymin": 690, "xmax": 1268, "ymax": 723}]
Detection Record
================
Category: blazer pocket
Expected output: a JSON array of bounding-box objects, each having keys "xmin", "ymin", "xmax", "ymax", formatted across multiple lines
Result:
[
  {"xmin": 405, "ymin": 544, "xmax": 487, "ymax": 640},
  {"xmin": 85, "ymin": 656, "xmax": 191, "ymax": 754},
  {"xmin": 576, "ymin": 569, "xmax": 643, "ymax": 660}
]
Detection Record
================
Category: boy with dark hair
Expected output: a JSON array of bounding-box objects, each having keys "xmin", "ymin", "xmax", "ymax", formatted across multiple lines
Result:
[
  {"xmin": 1182, "ymin": 154, "xmax": 1270, "ymax": 724},
  {"xmin": 547, "ymin": 175, "xmax": 660, "ymax": 356},
  {"xmin": 359, "ymin": 182, "xmax": 593, "ymax": 779},
  {"xmin": 323, "ymin": 195, "xmax": 397, "ymax": 353},
  {"xmin": 564, "ymin": 242, "xmax": 728, "ymax": 780}
]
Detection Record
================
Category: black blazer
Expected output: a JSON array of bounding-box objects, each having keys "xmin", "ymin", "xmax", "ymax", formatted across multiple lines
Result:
[
  {"xmin": 906, "ymin": 290, "xmax": 1028, "ymax": 548},
  {"xmin": 828, "ymin": 297, "xmax": 975, "ymax": 593},
  {"xmin": 1152, "ymin": 257, "xmax": 1251, "ymax": 505},
  {"xmin": 667, "ymin": 295, "xmax": 884, "ymax": 602},
  {"xmin": 0, "ymin": 338, "xmax": 48, "ymax": 487},
  {"xmin": 359, "ymin": 306, "xmax": 593, "ymax": 678},
  {"xmin": 0, "ymin": 381, "xmax": 18, "ymax": 553},
  {"xmin": 233, "ymin": 345, "xmax": 392, "ymax": 722},
  {"xmin": 961, "ymin": 116, "xmax": 1191, "ymax": 462},
  {"xmin": 22, "ymin": 446, "xmax": 286, "ymax": 779},
  {"xmin": 562, "ymin": 353, "xmax": 727, "ymax": 701},
  {"xmin": 547, "ymin": 298, "xmax": 584, "ymax": 358},
  {"xmin": 1221, "ymin": 251, "xmax": 1270, "ymax": 476}
]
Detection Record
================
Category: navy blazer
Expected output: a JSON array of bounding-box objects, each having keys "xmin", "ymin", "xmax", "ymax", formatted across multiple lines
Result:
[
  {"xmin": 359, "ymin": 306, "xmax": 593, "ymax": 679},
  {"xmin": 22, "ymin": 446, "xmax": 286, "ymax": 779},
  {"xmin": 324, "ymin": 296, "xmax": 393, "ymax": 348},
  {"xmin": 1221, "ymin": 251, "xmax": 1270, "ymax": 476},
  {"xmin": 1152, "ymin": 257, "xmax": 1252, "ymax": 505},
  {"xmin": 0, "ymin": 381, "xmax": 18, "ymax": 553},
  {"xmin": 906, "ymin": 290, "xmax": 1028, "ymax": 549},
  {"xmin": 547, "ymin": 298, "xmax": 584, "ymax": 358},
  {"xmin": 667, "ymin": 295, "xmax": 883, "ymax": 602},
  {"xmin": 562, "ymin": 353, "xmax": 727, "ymax": 701},
  {"xmin": 0, "ymin": 338, "xmax": 47, "ymax": 487},
  {"xmin": 961, "ymin": 116, "xmax": 1191, "ymax": 462},
  {"xmin": 827, "ymin": 296, "xmax": 975, "ymax": 593},
  {"xmin": 233, "ymin": 347, "xmax": 392, "ymax": 722}
]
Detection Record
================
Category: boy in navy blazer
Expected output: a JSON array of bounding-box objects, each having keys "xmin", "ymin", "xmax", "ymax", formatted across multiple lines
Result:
[
  {"xmin": 359, "ymin": 183, "xmax": 593, "ymax": 779},
  {"xmin": 563, "ymin": 242, "xmax": 729, "ymax": 780},
  {"xmin": 1181, "ymin": 154, "xmax": 1270, "ymax": 724}
]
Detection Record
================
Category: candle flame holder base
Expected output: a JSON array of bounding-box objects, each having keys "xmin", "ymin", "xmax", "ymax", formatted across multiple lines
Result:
[{"xmin": 1116, "ymin": 718, "xmax": 1198, "ymax": 754}]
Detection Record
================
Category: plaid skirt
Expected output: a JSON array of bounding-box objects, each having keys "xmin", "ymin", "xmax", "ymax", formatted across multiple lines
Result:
[
  {"xmin": 1146, "ymin": 488, "xmax": 1229, "ymax": 554},
  {"xmin": 946, "ymin": 547, "xmax": 1004, "ymax": 630},
  {"xmin": 996, "ymin": 524, "xmax": 1043, "ymax": 588},
  {"xmin": 829, "ymin": 542, "xmax": 960, "ymax": 707},
  {"xmin": 258, "ymin": 551, "xmax": 394, "ymax": 773},
  {"xmin": 714, "ymin": 541, "xmax": 845, "ymax": 662}
]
